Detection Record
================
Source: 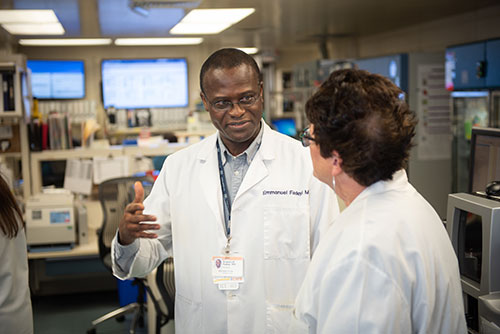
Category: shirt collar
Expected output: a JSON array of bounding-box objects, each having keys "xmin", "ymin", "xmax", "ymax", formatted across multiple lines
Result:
[{"xmin": 217, "ymin": 120, "xmax": 264, "ymax": 165}]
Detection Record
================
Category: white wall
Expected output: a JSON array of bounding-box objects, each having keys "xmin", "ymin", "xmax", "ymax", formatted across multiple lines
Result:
[{"xmin": 407, "ymin": 53, "xmax": 452, "ymax": 219}]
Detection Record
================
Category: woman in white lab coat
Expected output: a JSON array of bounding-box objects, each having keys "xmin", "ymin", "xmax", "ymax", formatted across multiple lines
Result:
[
  {"xmin": 0, "ymin": 174, "xmax": 33, "ymax": 334},
  {"xmin": 290, "ymin": 69, "xmax": 467, "ymax": 333},
  {"xmin": 112, "ymin": 48, "xmax": 339, "ymax": 333}
]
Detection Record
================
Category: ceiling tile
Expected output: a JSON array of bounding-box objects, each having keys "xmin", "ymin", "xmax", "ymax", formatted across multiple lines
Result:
[{"xmin": 98, "ymin": 0, "xmax": 185, "ymax": 36}]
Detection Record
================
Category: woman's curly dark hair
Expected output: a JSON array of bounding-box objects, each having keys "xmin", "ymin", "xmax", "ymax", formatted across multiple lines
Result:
[{"xmin": 306, "ymin": 69, "xmax": 417, "ymax": 187}]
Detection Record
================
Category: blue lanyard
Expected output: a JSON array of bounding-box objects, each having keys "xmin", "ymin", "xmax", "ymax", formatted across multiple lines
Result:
[{"xmin": 216, "ymin": 140, "xmax": 231, "ymax": 237}]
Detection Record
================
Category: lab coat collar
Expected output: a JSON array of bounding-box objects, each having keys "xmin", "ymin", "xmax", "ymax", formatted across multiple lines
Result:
[
  {"xmin": 350, "ymin": 169, "xmax": 409, "ymax": 207},
  {"xmin": 196, "ymin": 133, "xmax": 218, "ymax": 162},
  {"xmin": 258, "ymin": 121, "xmax": 277, "ymax": 161}
]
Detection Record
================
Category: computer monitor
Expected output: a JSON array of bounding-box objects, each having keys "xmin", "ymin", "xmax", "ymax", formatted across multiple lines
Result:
[
  {"xmin": 447, "ymin": 193, "xmax": 500, "ymax": 297},
  {"xmin": 101, "ymin": 58, "xmax": 188, "ymax": 109},
  {"xmin": 446, "ymin": 192, "xmax": 500, "ymax": 331},
  {"xmin": 27, "ymin": 60, "xmax": 85, "ymax": 99},
  {"xmin": 271, "ymin": 117, "xmax": 297, "ymax": 137},
  {"xmin": 469, "ymin": 127, "xmax": 500, "ymax": 194}
]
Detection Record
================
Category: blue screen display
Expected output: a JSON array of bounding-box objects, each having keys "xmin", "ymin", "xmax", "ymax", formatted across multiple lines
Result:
[
  {"xmin": 50, "ymin": 211, "xmax": 71, "ymax": 224},
  {"xmin": 101, "ymin": 58, "xmax": 188, "ymax": 109},
  {"xmin": 272, "ymin": 118, "xmax": 297, "ymax": 137},
  {"xmin": 27, "ymin": 60, "xmax": 85, "ymax": 99}
]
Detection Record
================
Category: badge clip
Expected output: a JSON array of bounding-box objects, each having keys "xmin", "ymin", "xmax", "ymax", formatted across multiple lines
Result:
[{"xmin": 223, "ymin": 236, "xmax": 231, "ymax": 254}]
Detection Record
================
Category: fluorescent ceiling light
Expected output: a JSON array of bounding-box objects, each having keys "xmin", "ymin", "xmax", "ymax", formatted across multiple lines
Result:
[
  {"xmin": 0, "ymin": 9, "xmax": 65, "ymax": 35},
  {"xmin": 0, "ymin": 10, "xmax": 59, "ymax": 24},
  {"xmin": 19, "ymin": 38, "xmax": 112, "ymax": 46},
  {"xmin": 170, "ymin": 8, "xmax": 255, "ymax": 35},
  {"xmin": 237, "ymin": 47, "xmax": 259, "ymax": 55},
  {"xmin": 2, "ymin": 23, "xmax": 65, "ymax": 35},
  {"xmin": 115, "ymin": 37, "xmax": 203, "ymax": 46}
]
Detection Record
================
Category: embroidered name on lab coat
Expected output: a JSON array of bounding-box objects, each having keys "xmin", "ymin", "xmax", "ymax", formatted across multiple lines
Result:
[{"xmin": 262, "ymin": 189, "xmax": 309, "ymax": 196}]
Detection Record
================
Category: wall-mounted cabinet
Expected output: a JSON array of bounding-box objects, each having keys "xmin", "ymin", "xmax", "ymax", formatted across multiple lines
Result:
[
  {"xmin": 446, "ymin": 42, "xmax": 485, "ymax": 90},
  {"xmin": 486, "ymin": 39, "xmax": 500, "ymax": 88},
  {"xmin": 446, "ymin": 38, "xmax": 500, "ymax": 90}
]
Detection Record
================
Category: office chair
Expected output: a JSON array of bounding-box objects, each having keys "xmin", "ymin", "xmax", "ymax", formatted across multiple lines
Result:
[
  {"xmin": 155, "ymin": 257, "xmax": 176, "ymax": 333},
  {"xmin": 87, "ymin": 175, "xmax": 154, "ymax": 334},
  {"xmin": 142, "ymin": 257, "xmax": 176, "ymax": 334}
]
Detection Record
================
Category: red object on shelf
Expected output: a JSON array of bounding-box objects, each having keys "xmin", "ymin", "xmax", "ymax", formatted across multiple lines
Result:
[{"xmin": 145, "ymin": 170, "xmax": 160, "ymax": 181}]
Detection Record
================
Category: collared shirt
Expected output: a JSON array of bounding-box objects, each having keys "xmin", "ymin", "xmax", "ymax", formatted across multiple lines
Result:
[
  {"xmin": 217, "ymin": 122, "xmax": 264, "ymax": 233},
  {"xmin": 217, "ymin": 122, "xmax": 264, "ymax": 206}
]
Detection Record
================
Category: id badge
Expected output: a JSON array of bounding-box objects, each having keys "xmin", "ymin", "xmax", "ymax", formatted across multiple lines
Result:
[{"xmin": 212, "ymin": 255, "xmax": 244, "ymax": 290}]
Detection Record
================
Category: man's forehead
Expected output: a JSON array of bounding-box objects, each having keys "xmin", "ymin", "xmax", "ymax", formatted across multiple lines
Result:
[
  {"xmin": 203, "ymin": 66, "xmax": 260, "ymax": 91},
  {"xmin": 205, "ymin": 64, "xmax": 256, "ymax": 78}
]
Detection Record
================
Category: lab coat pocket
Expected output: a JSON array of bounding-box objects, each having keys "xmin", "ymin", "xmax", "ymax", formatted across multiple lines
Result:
[
  {"xmin": 265, "ymin": 302, "xmax": 295, "ymax": 334},
  {"xmin": 175, "ymin": 293, "xmax": 202, "ymax": 333},
  {"xmin": 263, "ymin": 206, "xmax": 310, "ymax": 259}
]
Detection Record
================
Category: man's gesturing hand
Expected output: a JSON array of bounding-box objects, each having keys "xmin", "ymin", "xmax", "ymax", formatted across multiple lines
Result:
[{"xmin": 118, "ymin": 181, "xmax": 159, "ymax": 245}]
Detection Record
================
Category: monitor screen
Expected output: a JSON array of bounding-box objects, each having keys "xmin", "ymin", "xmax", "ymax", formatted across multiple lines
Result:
[
  {"xmin": 271, "ymin": 118, "xmax": 297, "ymax": 137},
  {"xmin": 101, "ymin": 58, "xmax": 188, "ymax": 109},
  {"xmin": 469, "ymin": 127, "xmax": 500, "ymax": 194},
  {"xmin": 457, "ymin": 209, "xmax": 482, "ymax": 283},
  {"xmin": 27, "ymin": 60, "xmax": 85, "ymax": 99}
]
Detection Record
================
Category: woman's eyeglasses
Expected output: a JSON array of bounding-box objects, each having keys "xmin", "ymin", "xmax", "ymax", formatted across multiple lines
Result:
[{"xmin": 300, "ymin": 127, "xmax": 316, "ymax": 147}]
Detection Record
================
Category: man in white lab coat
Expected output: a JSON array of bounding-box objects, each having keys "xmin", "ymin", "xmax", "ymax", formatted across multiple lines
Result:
[
  {"xmin": 111, "ymin": 48, "xmax": 339, "ymax": 333},
  {"xmin": 290, "ymin": 69, "xmax": 467, "ymax": 333}
]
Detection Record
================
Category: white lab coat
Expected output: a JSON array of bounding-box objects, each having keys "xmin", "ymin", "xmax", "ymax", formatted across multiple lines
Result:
[
  {"xmin": 0, "ymin": 227, "xmax": 33, "ymax": 334},
  {"xmin": 112, "ymin": 122, "xmax": 339, "ymax": 333},
  {"xmin": 290, "ymin": 170, "xmax": 467, "ymax": 334}
]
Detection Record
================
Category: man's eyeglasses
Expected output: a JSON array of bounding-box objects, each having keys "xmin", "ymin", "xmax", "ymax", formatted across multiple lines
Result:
[
  {"xmin": 206, "ymin": 94, "xmax": 260, "ymax": 112},
  {"xmin": 300, "ymin": 127, "xmax": 316, "ymax": 147}
]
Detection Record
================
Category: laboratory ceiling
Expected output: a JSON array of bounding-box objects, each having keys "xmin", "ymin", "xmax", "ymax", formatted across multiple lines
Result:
[{"xmin": 2, "ymin": 0, "xmax": 499, "ymax": 52}]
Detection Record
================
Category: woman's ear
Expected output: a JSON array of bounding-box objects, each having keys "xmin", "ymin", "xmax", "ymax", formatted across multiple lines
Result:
[{"xmin": 331, "ymin": 151, "xmax": 343, "ymax": 176}]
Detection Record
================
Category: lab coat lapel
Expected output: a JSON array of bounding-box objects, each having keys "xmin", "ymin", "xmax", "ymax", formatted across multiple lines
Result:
[
  {"xmin": 233, "ymin": 123, "xmax": 274, "ymax": 202},
  {"xmin": 235, "ymin": 154, "xmax": 268, "ymax": 200},
  {"xmin": 197, "ymin": 135, "xmax": 224, "ymax": 226}
]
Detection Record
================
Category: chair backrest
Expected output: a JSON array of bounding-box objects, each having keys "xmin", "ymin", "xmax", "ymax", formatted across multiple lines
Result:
[
  {"xmin": 98, "ymin": 175, "xmax": 154, "ymax": 269},
  {"xmin": 156, "ymin": 257, "xmax": 175, "ymax": 321}
]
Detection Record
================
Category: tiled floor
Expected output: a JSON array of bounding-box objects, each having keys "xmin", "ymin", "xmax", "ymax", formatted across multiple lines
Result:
[{"xmin": 32, "ymin": 290, "xmax": 148, "ymax": 334}]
